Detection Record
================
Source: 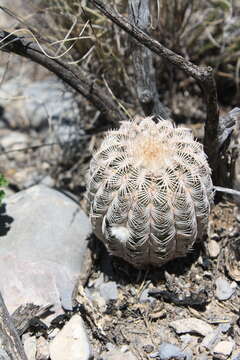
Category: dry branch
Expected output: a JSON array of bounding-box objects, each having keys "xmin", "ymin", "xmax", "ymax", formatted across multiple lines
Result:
[
  {"xmin": 128, "ymin": 0, "xmax": 168, "ymax": 117},
  {"xmin": 88, "ymin": 0, "xmax": 229, "ymax": 185},
  {"xmin": 0, "ymin": 30, "xmax": 127, "ymax": 125},
  {"xmin": 0, "ymin": 292, "xmax": 27, "ymax": 360}
]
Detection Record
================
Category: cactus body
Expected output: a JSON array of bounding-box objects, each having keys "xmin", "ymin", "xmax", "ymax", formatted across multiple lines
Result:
[{"xmin": 87, "ymin": 117, "xmax": 213, "ymax": 268}]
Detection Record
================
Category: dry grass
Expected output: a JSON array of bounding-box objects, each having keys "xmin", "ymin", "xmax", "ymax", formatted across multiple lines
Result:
[{"xmin": 2, "ymin": 0, "xmax": 239, "ymax": 119}]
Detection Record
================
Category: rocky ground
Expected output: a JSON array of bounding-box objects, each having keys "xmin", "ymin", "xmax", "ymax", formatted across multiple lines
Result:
[
  {"xmin": 0, "ymin": 55, "xmax": 240, "ymax": 360},
  {"xmin": 1, "ymin": 3, "xmax": 240, "ymax": 360}
]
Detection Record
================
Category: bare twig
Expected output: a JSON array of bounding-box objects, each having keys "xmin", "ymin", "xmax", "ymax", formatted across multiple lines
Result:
[
  {"xmin": 0, "ymin": 292, "xmax": 27, "ymax": 360},
  {"xmin": 214, "ymin": 185, "xmax": 240, "ymax": 197},
  {"xmin": 0, "ymin": 30, "xmax": 127, "ymax": 125},
  {"xmin": 88, "ymin": 0, "xmax": 226, "ymax": 184},
  {"xmin": 128, "ymin": 0, "xmax": 168, "ymax": 117}
]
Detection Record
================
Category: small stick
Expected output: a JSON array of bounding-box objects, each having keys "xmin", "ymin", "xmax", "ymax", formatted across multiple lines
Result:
[{"xmin": 214, "ymin": 185, "xmax": 240, "ymax": 197}]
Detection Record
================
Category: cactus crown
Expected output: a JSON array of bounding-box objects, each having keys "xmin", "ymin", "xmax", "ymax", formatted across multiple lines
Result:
[{"xmin": 87, "ymin": 117, "xmax": 213, "ymax": 268}]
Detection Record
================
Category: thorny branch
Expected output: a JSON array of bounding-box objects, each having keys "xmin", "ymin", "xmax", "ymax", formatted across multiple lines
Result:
[
  {"xmin": 89, "ymin": 0, "xmax": 233, "ymax": 185},
  {"xmin": 128, "ymin": 0, "xmax": 168, "ymax": 117},
  {"xmin": 0, "ymin": 30, "xmax": 127, "ymax": 125}
]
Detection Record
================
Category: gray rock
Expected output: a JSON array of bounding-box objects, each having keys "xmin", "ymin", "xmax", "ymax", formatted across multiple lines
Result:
[
  {"xmin": 0, "ymin": 185, "xmax": 91, "ymax": 314},
  {"xmin": 23, "ymin": 336, "xmax": 37, "ymax": 360},
  {"xmin": 213, "ymin": 340, "xmax": 234, "ymax": 357},
  {"xmin": 49, "ymin": 314, "xmax": 92, "ymax": 360},
  {"xmin": 150, "ymin": 343, "xmax": 186, "ymax": 360},
  {"xmin": 23, "ymin": 78, "xmax": 80, "ymax": 130},
  {"xmin": 170, "ymin": 318, "xmax": 213, "ymax": 337},
  {"xmin": 215, "ymin": 277, "xmax": 236, "ymax": 301},
  {"xmin": 99, "ymin": 282, "xmax": 118, "ymax": 302}
]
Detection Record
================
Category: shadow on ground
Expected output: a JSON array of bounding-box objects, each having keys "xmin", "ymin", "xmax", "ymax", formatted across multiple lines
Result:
[{"xmin": 0, "ymin": 204, "xmax": 13, "ymax": 237}]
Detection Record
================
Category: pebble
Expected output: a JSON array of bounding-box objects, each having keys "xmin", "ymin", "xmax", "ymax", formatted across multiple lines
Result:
[
  {"xmin": 99, "ymin": 282, "xmax": 118, "ymax": 302},
  {"xmin": 170, "ymin": 317, "xmax": 213, "ymax": 337},
  {"xmin": 142, "ymin": 344, "xmax": 154, "ymax": 353},
  {"xmin": 1, "ymin": 131, "xmax": 29, "ymax": 149},
  {"xmin": 208, "ymin": 239, "xmax": 220, "ymax": 258},
  {"xmin": 150, "ymin": 343, "xmax": 186, "ymax": 360},
  {"xmin": 49, "ymin": 314, "xmax": 92, "ymax": 360},
  {"xmin": 184, "ymin": 349, "xmax": 193, "ymax": 360},
  {"xmin": 198, "ymin": 355, "xmax": 208, "ymax": 360},
  {"xmin": 180, "ymin": 334, "xmax": 197, "ymax": 346},
  {"xmin": 40, "ymin": 175, "xmax": 55, "ymax": 187},
  {"xmin": 213, "ymin": 340, "xmax": 234, "ymax": 357},
  {"xmin": 36, "ymin": 336, "xmax": 50, "ymax": 360},
  {"xmin": 23, "ymin": 336, "xmax": 37, "ymax": 360},
  {"xmin": 211, "ymin": 233, "xmax": 220, "ymax": 241},
  {"xmin": 215, "ymin": 277, "xmax": 237, "ymax": 301},
  {"xmin": 201, "ymin": 328, "xmax": 221, "ymax": 350},
  {"xmin": 218, "ymin": 323, "xmax": 231, "ymax": 334},
  {"xmin": 101, "ymin": 346, "xmax": 137, "ymax": 360}
]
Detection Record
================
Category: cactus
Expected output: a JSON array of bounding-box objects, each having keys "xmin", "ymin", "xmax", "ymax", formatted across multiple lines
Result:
[{"xmin": 87, "ymin": 117, "xmax": 214, "ymax": 268}]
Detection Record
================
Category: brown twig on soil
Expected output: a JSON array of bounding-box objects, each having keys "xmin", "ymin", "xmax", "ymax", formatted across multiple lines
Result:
[
  {"xmin": 88, "ymin": 0, "xmax": 232, "ymax": 185},
  {"xmin": 0, "ymin": 30, "xmax": 128, "ymax": 125},
  {"xmin": 0, "ymin": 292, "xmax": 27, "ymax": 360},
  {"xmin": 128, "ymin": 0, "xmax": 168, "ymax": 117}
]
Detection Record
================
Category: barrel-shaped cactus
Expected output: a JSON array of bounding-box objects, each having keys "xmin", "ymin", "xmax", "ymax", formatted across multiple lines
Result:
[{"xmin": 87, "ymin": 117, "xmax": 213, "ymax": 268}]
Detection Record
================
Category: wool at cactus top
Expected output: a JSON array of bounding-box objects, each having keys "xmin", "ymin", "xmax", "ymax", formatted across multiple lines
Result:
[{"xmin": 87, "ymin": 117, "xmax": 214, "ymax": 268}]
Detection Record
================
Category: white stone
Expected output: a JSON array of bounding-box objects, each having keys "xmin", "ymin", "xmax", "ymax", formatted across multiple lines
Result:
[
  {"xmin": 23, "ymin": 336, "xmax": 36, "ymax": 360},
  {"xmin": 208, "ymin": 239, "xmax": 220, "ymax": 258},
  {"xmin": 49, "ymin": 314, "xmax": 92, "ymax": 360},
  {"xmin": 170, "ymin": 318, "xmax": 213, "ymax": 337},
  {"xmin": 213, "ymin": 340, "xmax": 234, "ymax": 357},
  {"xmin": 215, "ymin": 277, "xmax": 236, "ymax": 301},
  {"xmin": 36, "ymin": 336, "xmax": 50, "ymax": 360}
]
